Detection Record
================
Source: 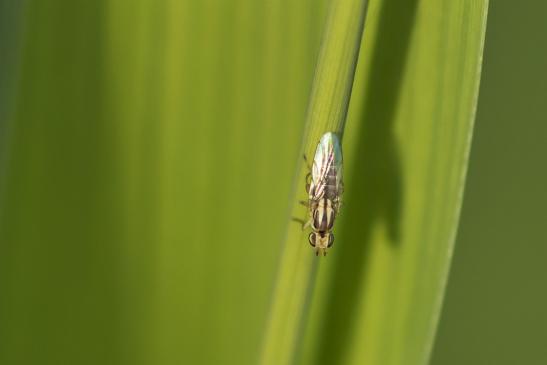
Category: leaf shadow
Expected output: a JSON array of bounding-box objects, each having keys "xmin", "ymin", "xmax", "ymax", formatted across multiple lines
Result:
[{"xmin": 313, "ymin": 0, "xmax": 419, "ymax": 363}]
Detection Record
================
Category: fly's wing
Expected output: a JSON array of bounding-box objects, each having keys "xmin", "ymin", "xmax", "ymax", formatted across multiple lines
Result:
[
  {"xmin": 310, "ymin": 137, "xmax": 336, "ymax": 200},
  {"xmin": 310, "ymin": 132, "xmax": 344, "ymax": 201},
  {"xmin": 333, "ymin": 138, "xmax": 344, "ymax": 196}
]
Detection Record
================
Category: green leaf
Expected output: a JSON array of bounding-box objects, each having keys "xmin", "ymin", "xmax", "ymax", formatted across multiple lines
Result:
[
  {"xmin": 0, "ymin": 0, "xmax": 488, "ymax": 364},
  {"xmin": 297, "ymin": 1, "xmax": 489, "ymax": 365},
  {"xmin": 259, "ymin": 0, "xmax": 368, "ymax": 364}
]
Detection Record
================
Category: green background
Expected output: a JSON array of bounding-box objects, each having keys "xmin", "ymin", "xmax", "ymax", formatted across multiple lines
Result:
[
  {"xmin": 0, "ymin": 1, "xmax": 545, "ymax": 364},
  {"xmin": 432, "ymin": 1, "xmax": 547, "ymax": 364}
]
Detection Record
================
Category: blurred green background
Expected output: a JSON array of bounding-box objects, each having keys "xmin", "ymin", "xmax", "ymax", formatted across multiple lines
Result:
[
  {"xmin": 431, "ymin": 1, "xmax": 547, "ymax": 364},
  {"xmin": 0, "ymin": 1, "xmax": 544, "ymax": 365},
  {"xmin": 0, "ymin": 1, "xmax": 328, "ymax": 364}
]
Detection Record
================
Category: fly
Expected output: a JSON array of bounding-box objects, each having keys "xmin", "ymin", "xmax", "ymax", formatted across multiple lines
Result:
[{"xmin": 301, "ymin": 132, "xmax": 344, "ymax": 256}]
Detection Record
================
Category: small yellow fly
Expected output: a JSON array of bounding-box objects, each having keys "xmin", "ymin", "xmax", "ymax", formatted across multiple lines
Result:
[{"xmin": 302, "ymin": 132, "xmax": 344, "ymax": 256}]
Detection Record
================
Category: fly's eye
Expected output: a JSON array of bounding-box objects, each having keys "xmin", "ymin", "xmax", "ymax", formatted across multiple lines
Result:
[
  {"xmin": 308, "ymin": 233, "xmax": 316, "ymax": 247},
  {"xmin": 327, "ymin": 234, "xmax": 334, "ymax": 248}
]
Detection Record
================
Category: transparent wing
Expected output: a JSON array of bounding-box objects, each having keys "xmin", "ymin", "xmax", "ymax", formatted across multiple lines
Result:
[{"xmin": 309, "ymin": 132, "xmax": 343, "ymax": 200}]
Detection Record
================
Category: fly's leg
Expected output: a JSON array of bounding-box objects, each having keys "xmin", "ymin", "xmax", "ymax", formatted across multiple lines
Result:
[
  {"xmin": 333, "ymin": 197, "xmax": 343, "ymax": 214},
  {"xmin": 292, "ymin": 217, "xmax": 306, "ymax": 226},
  {"xmin": 305, "ymin": 174, "xmax": 313, "ymax": 195},
  {"xmin": 298, "ymin": 154, "xmax": 313, "ymax": 229},
  {"xmin": 303, "ymin": 154, "xmax": 312, "ymax": 171},
  {"xmin": 303, "ymin": 154, "xmax": 313, "ymax": 194},
  {"xmin": 292, "ymin": 217, "xmax": 311, "ymax": 230}
]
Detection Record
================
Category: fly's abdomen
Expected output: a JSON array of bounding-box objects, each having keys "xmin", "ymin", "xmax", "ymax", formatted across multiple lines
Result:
[{"xmin": 322, "ymin": 168, "xmax": 341, "ymax": 201}]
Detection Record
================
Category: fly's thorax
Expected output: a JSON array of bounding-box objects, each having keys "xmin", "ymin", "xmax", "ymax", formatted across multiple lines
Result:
[{"xmin": 310, "ymin": 198, "xmax": 336, "ymax": 232}]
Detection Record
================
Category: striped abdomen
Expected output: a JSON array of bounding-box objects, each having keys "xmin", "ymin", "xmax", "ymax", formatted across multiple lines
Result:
[{"xmin": 311, "ymin": 198, "xmax": 336, "ymax": 232}]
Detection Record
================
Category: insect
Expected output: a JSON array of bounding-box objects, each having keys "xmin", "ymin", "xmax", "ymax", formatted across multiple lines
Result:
[{"xmin": 302, "ymin": 132, "xmax": 344, "ymax": 256}]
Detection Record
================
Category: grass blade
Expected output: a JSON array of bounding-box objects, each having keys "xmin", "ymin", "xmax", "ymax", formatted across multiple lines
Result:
[
  {"xmin": 299, "ymin": 1, "xmax": 489, "ymax": 364},
  {"xmin": 259, "ymin": 0, "xmax": 369, "ymax": 364}
]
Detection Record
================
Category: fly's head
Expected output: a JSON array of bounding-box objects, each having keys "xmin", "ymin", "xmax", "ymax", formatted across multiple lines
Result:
[{"xmin": 308, "ymin": 231, "xmax": 334, "ymax": 256}]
